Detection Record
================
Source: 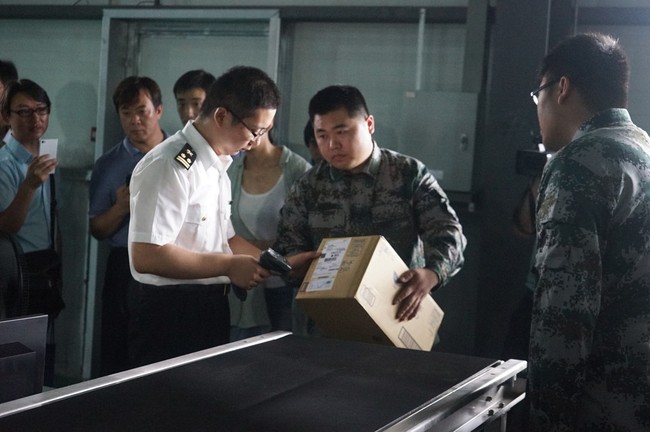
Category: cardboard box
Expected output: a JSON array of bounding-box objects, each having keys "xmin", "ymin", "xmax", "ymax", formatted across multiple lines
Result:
[{"xmin": 296, "ymin": 235, "xmax": 444, "ymax": 351}]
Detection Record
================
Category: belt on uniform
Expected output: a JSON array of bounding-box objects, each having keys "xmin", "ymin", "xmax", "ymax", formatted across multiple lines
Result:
[{"xmin": 141, "ymin": 283, "xmax": 232, "ymax": 296}]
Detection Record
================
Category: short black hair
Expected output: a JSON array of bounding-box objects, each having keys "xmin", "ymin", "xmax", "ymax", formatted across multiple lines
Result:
[
  {"xmin": 112, "ymin": 76, "xmax": 163, "ymax": 113},
  {"xmin": 0, "ymin": 60, "xmax": 18, "ymax": 86},
  {"xmin": 199, "ymin": 66, "xmax": 280, "ymax": 119},
  {"xmin": 308, "ymin": 85, "xmax": 369, "ymax": 123},
  {"xmin": 2, "ymin": 79, "xmax": 50, "ymax": 117},
  {"xmin": 539, "ymin": 32, "xmax": 629, "ymax": 111},
  {"xmin": 173, "ymin": 69, "xmax": 216, "ymax": 97}
]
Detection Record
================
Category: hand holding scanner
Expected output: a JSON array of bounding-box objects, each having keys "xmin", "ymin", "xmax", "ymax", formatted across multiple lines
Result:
[{"xmin": 259, "ymin": 248, "xmax": 292, "ymax": 275}]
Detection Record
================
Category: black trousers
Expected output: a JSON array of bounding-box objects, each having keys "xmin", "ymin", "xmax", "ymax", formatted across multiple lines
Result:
[
  {"xmin": 99, "ymin": 247, "xmax": 134, "ymax": 376},
  {"xmin": 128, "ymin": 282, "xmax": 230, "ymax": 368},
  {"xmin": 23, "ymin": 249, "xmax": 64, "ymax": 386}
]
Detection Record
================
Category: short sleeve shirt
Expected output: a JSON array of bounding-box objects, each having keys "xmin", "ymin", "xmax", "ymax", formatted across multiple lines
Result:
[
  {"xmin": 128, "ymin": 122, "xmax": 234, "ymax": 286},
  {"xmin": 0, "ymin": 136, "xmax": 52, "ymax": 252}
]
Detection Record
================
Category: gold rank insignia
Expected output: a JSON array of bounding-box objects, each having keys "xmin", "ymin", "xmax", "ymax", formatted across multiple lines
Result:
[{"xmin": 175, "ymin": 143, "xmax": 196, "ymax": 170}]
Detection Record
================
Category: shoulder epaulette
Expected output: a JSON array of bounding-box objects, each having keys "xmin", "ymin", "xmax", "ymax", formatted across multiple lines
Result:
[{"xmin": 175, "ymin": 143, "xmax": 196, "ymax": 170}]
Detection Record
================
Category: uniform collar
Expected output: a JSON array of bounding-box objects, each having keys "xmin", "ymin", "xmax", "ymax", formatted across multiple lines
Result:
[
  {"xmin": 182, "ymin": 121, "xmax": 232, "ymax": 171},
  {"xmin": 574, "ymin": 108, "xmax": 631, "ymax": 141}
]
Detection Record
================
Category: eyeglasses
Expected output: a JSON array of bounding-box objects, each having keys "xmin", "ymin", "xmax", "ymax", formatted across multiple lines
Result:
[
  {"xmin": 227, "ymin": 108, "xmax": 268, "ymax": 141},
  {"xmin": 10, "ymin": 106, "xmax": 51, "ymax": 118},
  {"xmin": 530, "ymin": 79, "xmax": 559, "ymax": 105}
]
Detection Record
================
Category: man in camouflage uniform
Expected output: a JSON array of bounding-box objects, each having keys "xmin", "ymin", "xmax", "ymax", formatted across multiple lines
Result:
[
  {"xmin": 529, "ymin": 32, "xmax": 650, "ymax": 431},
  {"xmin": 274, "ymin": 85, "xmax": 466, "ymax": 324}
]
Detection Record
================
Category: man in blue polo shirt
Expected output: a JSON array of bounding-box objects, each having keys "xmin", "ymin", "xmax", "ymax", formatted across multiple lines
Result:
[
  {"xmin": 88, "ymin": 76, "xmax": 166, "ymax": 375},
  {"xmin": 0, "ymin": 79, "xmax": 61, "ymax": 384}
]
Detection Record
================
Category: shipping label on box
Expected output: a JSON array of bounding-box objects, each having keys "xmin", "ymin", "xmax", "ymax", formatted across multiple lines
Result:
[
  {"xmin": 304, "ymin": 237, "xmax": 351, "ymax": 292},
  {"xmin": 297, "ymin": 235, "xmax": 444, "ymax": 351}
]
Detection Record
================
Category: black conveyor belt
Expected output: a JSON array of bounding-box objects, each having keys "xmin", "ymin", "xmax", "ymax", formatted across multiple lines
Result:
[{"xmin": 0, "ymin": 333, "xmax": 526, "ymax": 432}]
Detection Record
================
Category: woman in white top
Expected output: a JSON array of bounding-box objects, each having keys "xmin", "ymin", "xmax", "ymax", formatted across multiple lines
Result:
[{"xmin": 227, "ymin": 128, "xmax": 311, "ymax": 340}]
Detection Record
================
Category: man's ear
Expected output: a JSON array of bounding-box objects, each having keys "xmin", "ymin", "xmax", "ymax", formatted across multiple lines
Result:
[
  {"xmin": 557, "ymin": 76, "xmax": 571, "ymax": 104},
  {"xmin": 365, "ymin": 114, "xmax": 375, "ymax": 135},
  {"xmin": 213, "ymin": 107, "xmax": 227, "ymax": 127}
]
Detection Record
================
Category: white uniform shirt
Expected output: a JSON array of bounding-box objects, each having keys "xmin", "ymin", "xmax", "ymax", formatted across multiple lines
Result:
[{"xmin": 128, "ymin": 121, "xmax": 234, "ymax": 285}]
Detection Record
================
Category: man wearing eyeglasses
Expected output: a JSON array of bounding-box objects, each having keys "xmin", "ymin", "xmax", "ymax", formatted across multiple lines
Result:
[
  {"xmin": 528, "ymin": 33, "xmax": 650, "ymax": 432},
  {"xmin": 0, "ymin": 79, "xmax": 57, "ymax": 255},
  {"xmin": 0, "ymin": 79, "xmax": 63, "ymax": 385},
  {"xmin": 127, "ymin": 66, "xmax": 319, "ymax": 366}
]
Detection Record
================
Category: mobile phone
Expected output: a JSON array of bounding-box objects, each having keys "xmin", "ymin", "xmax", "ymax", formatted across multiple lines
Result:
[
  {"xmin": 259, "ymin": 248, "xmax": 292, "ymax": 275},
  {"xmin": 39, "ymin": 138, "xmax": 58, "ymax": 173},
  {"xmin": 39, "ymin": 139, "xmax": 58, "ymax": 159}
]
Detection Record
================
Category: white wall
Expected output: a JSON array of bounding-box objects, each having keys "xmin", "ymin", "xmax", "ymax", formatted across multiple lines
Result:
[
  {"xmin": 0, "ymin": 19, "xmax": 101, "ymax": 168},
  {"xmin": 0, "ymin": 19, "xmax": 102, "ymax": 381},
  {"xmin": 284, "ymin": 22, "xmax": 465, "ymax": 153}
]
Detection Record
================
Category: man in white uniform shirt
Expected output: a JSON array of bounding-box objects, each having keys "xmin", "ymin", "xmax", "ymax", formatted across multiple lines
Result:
[{"xmin": 128, "ymin": 66, "xmax": 318, "ymax": 366}]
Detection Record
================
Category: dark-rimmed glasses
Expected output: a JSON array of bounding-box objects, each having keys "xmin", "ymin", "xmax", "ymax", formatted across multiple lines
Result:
[
  {"xmin": 530, "ymin": 79, "xmax": 559, "ymax": 105},
  {"xmin": 227, "ymin": 108, "xmax": 268, "ymax": 141},
  {"xmin": 10, "ymin": 106, "xmax": 51, "ymax": 118}
]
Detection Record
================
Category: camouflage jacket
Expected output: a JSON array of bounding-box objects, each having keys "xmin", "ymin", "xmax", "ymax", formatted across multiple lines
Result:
[
  {"xmin": 274, "ymin": 144, "xmax": 466, "ymax": 287},
  {"xmin": 530, "ymin": 108, "xmax": 650, "ymax": 431}
]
